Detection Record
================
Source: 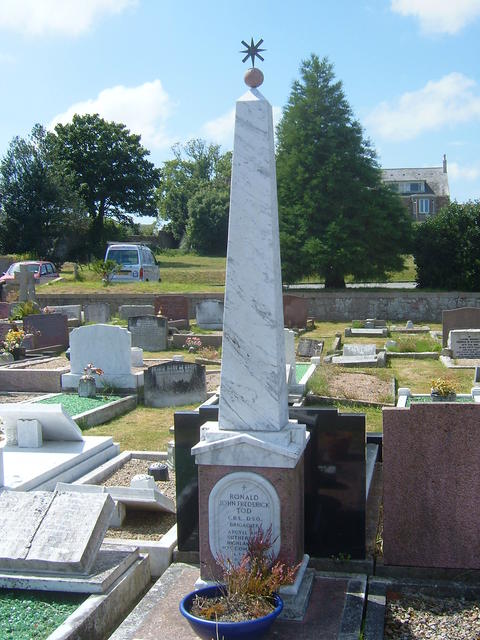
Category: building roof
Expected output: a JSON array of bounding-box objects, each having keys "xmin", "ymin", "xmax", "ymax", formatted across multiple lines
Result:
[{"xmin": 381, "ymin": 166, "xmax": 450, "ymax": 197}]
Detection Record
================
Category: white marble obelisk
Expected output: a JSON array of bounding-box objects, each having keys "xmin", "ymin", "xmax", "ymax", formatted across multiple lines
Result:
[{"xmin": 218, "ymin": 87, "xmax": 289, "ymax": 432}]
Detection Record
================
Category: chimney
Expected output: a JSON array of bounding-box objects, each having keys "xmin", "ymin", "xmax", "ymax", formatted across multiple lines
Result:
[{"xmin": 443, "ymin": 154, "xmax": 447, "ymax": 173}]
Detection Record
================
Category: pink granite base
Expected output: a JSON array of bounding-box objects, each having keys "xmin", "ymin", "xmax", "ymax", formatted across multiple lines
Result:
[
  {"xmin": 198, "ymin": 458, "xmax": 304, "ymax": 580},
  {"xmin": 383, "ymin": 404, "xmax": 480, "ymax": 569}
]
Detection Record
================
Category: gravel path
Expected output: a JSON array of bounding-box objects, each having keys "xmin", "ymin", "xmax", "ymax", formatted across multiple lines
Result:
[
  {"xmin": 384, "ymin": 590, "xmax": 480, "ymax": 639},
  {"xmin": 100, "ymin": 458, "xmax": 176, "ymax": 541}
]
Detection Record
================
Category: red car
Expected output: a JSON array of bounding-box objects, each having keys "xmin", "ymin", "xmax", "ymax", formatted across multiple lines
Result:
[{"xmin": 0, "ymin": 261, "xmax": 59, "ymax": 285}]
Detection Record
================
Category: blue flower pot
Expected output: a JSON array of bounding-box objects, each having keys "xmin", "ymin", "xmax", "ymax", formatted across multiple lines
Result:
[{"xmin": 179, "ymin": 585, "xmax": 283, "ymax": 640}]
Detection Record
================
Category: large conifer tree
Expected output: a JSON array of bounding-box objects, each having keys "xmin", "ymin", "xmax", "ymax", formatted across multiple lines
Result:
[{"xmin": 276, "ymin": 55, "xmax": 411, "ymax": 288}]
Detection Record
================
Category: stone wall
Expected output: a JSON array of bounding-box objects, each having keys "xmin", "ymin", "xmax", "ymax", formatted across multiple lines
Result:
[{"xmin": 37, "ymin": 289, "xmax": 480, "ymax": 322}]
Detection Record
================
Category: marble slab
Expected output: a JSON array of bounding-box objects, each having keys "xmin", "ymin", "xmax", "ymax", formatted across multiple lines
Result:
[
  {"xmin": 0, "ymin": 403, "xmax": 83, "ymax": 441},
  {"xmin": 0, "ymin": 490, "xmax": 114, "ymax": 574},
  {"xmin": 218, "ymin": 88, "xmax": 288, "ymax": 432}
]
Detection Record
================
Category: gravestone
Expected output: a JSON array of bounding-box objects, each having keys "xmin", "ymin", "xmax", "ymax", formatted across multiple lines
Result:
[
  {"xmin": 144, "ymin": 362, "xmax": 207, "ymax": 408},
  {"xmin": 14, "ymin": 264, "xmax": 36, "ymax": 302},
  {"xmin": 23, "ymin": 313, "xmax": 69, "ymax": 349},
  {"xmin": 154, "ymin": 295, "xmax": 190, "ymax": 329},
  {"xmin": 0, "ymin": 490, "xmax": 114, "ymax": 574},
  {"xmin": 283, "ymin": 294, "xmax": 308, "ymax": 329},
  {"xmin": 45, "ymin": 305, "xmax": 82, "ymax": 322},
  {"xmin": 131, "ymin": 347, "xmax": 143, "ymax": 367},
  {"xmin": 118, "ymin": 305, "xmax": 155, "ymax": 321},
  {"xmin": 297, "ymin": 338, "xmax": 323, "ymax": 358},
  {"xmin": 0, "ymin": 403, "xmax": 83, "ymax": 441},
  {"xmin": 0, "ymin": 303, "xmax": 9, "ymax": 319},
  {"xmin": 62, "ymin": 324, "xmax": 138, "ymax": 390},
  {"xmin": 343, "ymin": 344, "xmax": 377, "ymax": 357},
  {"xmin": 442, "ymin": 307, "xmax": 480, "ymax": 346},
  {"xmin": 448, "ymin": 329, "xmax": 480, "ymax": 359},
  {"xmin": 128, "ymin": 315, "xmax": 167, "ymax": 351},
  {"xmin": 191, "ymin": 64, "xmax": 308, "ymax": 589},
  {"xmin": 84, "ymin": 302, "xmax": 111, "ymax": 324},
  {"xmin": 474, "ymin": 366, "xmax": 480, "ymax": 384},
  {"xmin": 0, "ymin": 322, "xmax": 14, "ymax": 343},
  {"xmin": 195, "ymin": 299, "xmax": 224, "ymax": 330},
  {"xmin": 345, "ymin": 327, "xmax": 388, "ymax": 338},
  {"xmin": 384, "ymin": 403, "xmax": 480, "ymax": 569},
  {"xmin": 332, "ymin": 343, "xmax": 380, "ymax": 367}
]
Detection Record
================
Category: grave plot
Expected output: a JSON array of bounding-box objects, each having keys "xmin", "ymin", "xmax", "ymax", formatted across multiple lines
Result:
[{"xmin": 307, "ymin": 364, "xmax": 395, "ymax": 406}]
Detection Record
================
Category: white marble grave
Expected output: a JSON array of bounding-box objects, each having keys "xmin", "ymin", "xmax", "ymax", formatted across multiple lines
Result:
[
  {"xmin": 218, "ymin": 88, "xmax": 289, "ymax": 433},
  {"xmin": 62, "ymin": 324, "xmax": 142, "ymax": 390},
  {"xmin": 448, "ymin": 329, "xmax": 480, "ymax": 359},
  {"xmin": 0, "ymin": 403, "xmax": 83, "ymax": 441}
]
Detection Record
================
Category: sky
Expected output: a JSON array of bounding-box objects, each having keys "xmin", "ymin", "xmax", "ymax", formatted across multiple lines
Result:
[{"xmin": 0, "ymin": 0, "xmax": 479, "ymax": 214}]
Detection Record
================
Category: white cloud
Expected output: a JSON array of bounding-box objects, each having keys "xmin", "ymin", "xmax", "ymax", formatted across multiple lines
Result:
[
  {"xmin": 448, "ymin": 162, "xmax": 480, "ymax": 181},
  {"xmin": 365, "ymin": 73, "xmax": 480, "ymax": 141},
  {"xmin": 49, "ymin": 80, "xmax": 174, "ymax": 150},
  {"xmin": 0, "ymin": 0, "xmax": 137, "ymax": 37},
  {"xmin": 202, "ymin": 105, "xmax": 283, "ymax": 148},
  {"xmin": 391, "ymin": 0, "xmax": 480, "ymax": 34}
]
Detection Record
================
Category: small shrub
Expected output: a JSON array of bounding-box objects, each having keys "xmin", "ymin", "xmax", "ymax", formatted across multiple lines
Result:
[
  {"xmin": 9, "ymin": 300, "xmax": 40, "ymax": 320},
  {"xmin": 90, "ymin": 259, "xmax": 119, "ymax": 285},
  {"xmin": 197, "ymin": 346, "xmax": 220, "ymax": 360}
]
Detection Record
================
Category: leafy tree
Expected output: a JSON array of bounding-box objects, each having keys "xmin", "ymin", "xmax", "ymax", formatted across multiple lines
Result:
[
  {"xmin": 51, "ymin": 114, "xmax": 159, "ymax": 253},
  {"xmin": 185, "ymin": 184, "xmax": 230, "ymax": 254},
  {"xmin": 157, "ymin": 139, "xmax": 231, "ymax": 246},
  {"xmin": 0, "ymin": 124, "xmax": 87, "ymax": 260},
  {"xmin": 414, "ymin": 200, "xmax": 480, "ymax": 290},
  {"xmin": 276, "ymin": 55, "xmax": 412, "ymax": 288}
]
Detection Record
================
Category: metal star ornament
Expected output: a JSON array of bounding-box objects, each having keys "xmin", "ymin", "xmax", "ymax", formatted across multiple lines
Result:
[{"xmin": 240, "ymin": 37, "xmax": 266, "ymax": 67}]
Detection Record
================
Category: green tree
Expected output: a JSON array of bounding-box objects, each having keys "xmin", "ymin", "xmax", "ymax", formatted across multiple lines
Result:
[
  {"xmin": 51, "ymin": 114, "xmax": 159, "ymax": 254},
  {"xmin": 185, "ymin": 184, "xmax": 230, "ymax": 254},
  {"xmin": 0, "ymin": 124, "xmax": 87, "ymax": 260},
  {"xmin": 414, "ymin": 200, "xmax": 480, "ymax": 290},
  {"xmin": 276, "ymin": 55, "xmax": 412, "ymax": 288},
  {"xmin": 157, "ymin": 139, "xmax": 231, "ymax": 246}
]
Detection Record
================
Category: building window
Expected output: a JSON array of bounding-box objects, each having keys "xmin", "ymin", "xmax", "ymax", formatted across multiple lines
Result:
[{"xmin": 418, "ymin": 198, "xmax": 430, "ymax": 214}]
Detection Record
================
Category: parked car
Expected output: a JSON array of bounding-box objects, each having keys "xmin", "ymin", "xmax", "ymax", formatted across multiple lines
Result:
[
  {"xmin": 104, "ymin": 243, "xmax": 160, "ymax": 282},
  {"xmin": 0, "ymin": 260, "xmax": 59, "ymax": 285}
]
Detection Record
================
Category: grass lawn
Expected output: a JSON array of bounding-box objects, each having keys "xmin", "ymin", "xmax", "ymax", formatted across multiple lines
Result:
[
  {"xmin": 41, "ymin": 252, "xmax": 417, "ymax": 295},
  {"xmin": 83, "ymin": 404, "xmax": 197, "ymax": 451}
]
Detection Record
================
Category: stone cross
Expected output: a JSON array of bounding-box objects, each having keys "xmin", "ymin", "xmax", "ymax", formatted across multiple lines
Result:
[{"xmin": 14, "ymin": 265, "xmax": 36, "ymax": 302}]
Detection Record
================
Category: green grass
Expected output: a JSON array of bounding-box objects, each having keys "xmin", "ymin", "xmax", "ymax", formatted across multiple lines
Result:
[
  {"xmin": 42, "ymin": 252, "xmax": 418, "ymax": 294},
  {"xmin": 83, "ymin": 404, "xmax": 198, "ymax": 451},
  {"xmin": 387, "ymin": 334, "xmax": 441, "ymax": 353},
  {"xmin": 0, "ymin": 590, "xmax": 85, "ymax": 640},
  {"xmin": 36, "ymin": 393, "xmax": 121, "ymax": 416}
]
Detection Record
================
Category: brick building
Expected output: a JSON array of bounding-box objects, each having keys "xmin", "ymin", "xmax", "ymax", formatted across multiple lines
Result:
[{"xmin": 382, "ymin": 155, "xmax": 450, "ymax": 222}]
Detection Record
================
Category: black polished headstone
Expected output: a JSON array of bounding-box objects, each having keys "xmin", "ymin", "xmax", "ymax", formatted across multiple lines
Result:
[
  {"xmin": 175, "ymin": 401, "xmax": 366, "ymax": 559},
  {"xmin": 291, "ymin": 406, "xmax": 366, "ymax": 559}
]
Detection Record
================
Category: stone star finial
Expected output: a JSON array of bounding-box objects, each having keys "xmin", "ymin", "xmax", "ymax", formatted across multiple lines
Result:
[{"xmin": 240, "ymin": 37, "xmax": 266, "ymax": 68}]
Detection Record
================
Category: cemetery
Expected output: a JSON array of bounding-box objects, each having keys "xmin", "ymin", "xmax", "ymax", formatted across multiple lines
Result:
[{"xmin": 2, "ymin": 45, "xmax": 480, "ymax": 640}]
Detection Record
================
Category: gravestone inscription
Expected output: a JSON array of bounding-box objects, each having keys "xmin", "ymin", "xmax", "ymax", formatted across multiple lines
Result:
[
  {"xmin": 208, "ymin": 471, "xmax": 280, "ymax": 565},
  {"xmin": 448, "ymin": 329, "xmax": 480, "ymax": 359},
  {"xmin": 297, "ymin": 338, "xmax": 323, "ymax": 358}
]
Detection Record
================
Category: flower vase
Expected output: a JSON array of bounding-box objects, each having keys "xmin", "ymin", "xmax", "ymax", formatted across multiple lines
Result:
[{"xmin": 78, "ymin": 376, "xmax": 97, "ymax": 398}]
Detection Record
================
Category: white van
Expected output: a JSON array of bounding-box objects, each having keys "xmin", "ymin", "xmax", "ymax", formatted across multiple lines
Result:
[{"xmin": 105, "ymin": 243, "xmax": 161, "ymax": 282}]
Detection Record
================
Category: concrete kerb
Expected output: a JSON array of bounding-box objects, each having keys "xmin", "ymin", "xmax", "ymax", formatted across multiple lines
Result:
[
  {"xmin": 337, "ymin": 575, "xmax": 367, "ymax": 640},
  {"xmin": 74, "ymin": 450, "xmax": 177, "ymax": 578},
  {"xmin": 21, "ymin": 393, "xmax": 137, "ymax": 428},
  {"xmin": 46, "ymin": 553, "xmax": 151, "ymax": 640},
  {"xmin": 363, "ymin": 577, "xmax": 480, "ymax": 640}
]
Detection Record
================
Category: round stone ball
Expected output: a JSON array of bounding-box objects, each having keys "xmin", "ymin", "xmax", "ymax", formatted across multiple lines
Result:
[{"xmin": 244, "ymin": 67, "xmax": 264, "ymax": 88}]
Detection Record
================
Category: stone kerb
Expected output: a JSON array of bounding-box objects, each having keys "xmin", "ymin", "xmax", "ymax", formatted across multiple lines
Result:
[
  {"xmin": 383, "ymin": 403, "xmax": 480, "ymax": 569},
  {"xmin": 62, "ymin": 324, "xmax": 139, "ymax": 391}
]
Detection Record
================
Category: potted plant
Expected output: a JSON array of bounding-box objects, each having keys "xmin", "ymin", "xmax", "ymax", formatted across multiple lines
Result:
[
  {"xmin": 2, "ymin": 328, "xmax": 26, "ymax": 360},
  {"xmin": 78, "ymin": 363, "xmax": 103, "ymax": 398},
  {"xmin": 179, "ymin": 526, "xmax": 298, "ymax": 640},
  {"xmin": 430, "ymin": 377, "xmax": 457, "ymax": 402}
]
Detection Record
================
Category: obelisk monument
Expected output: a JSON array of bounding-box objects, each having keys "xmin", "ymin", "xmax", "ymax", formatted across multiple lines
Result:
[{"xmin": 192, "ymin": 39, "xmax": 308, "ymax": 583}]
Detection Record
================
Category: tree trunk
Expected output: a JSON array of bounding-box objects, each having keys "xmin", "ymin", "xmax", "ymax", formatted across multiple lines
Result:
[{"xmin": 324, "ymin": 269, "xmax": 346, "ymax": 289}]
